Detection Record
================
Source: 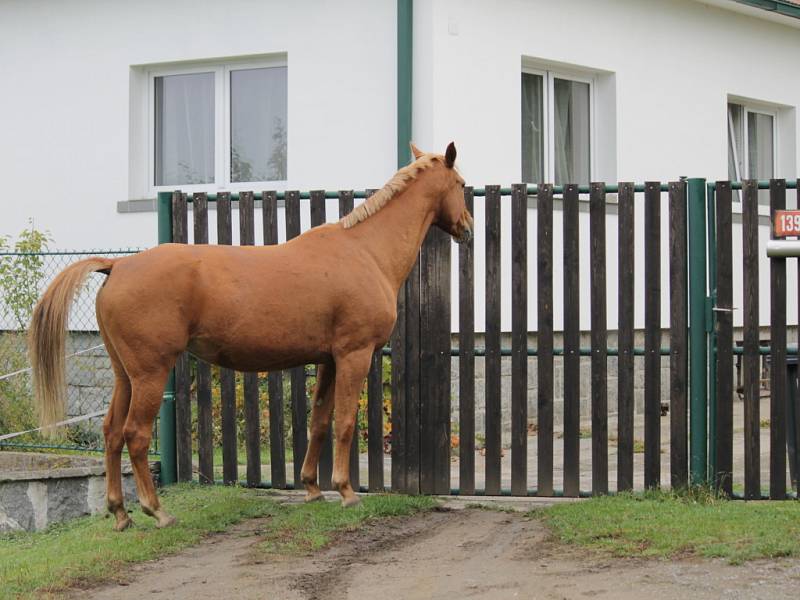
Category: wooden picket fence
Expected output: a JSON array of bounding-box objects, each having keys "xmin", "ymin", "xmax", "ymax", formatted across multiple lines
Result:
[
  {"xmin": 164, "ymin": 178, "xmax": 800, "ymax": 499},
  {"xmin": 712, "ymin": 179, "xmax": 800, "ymax": 500}
]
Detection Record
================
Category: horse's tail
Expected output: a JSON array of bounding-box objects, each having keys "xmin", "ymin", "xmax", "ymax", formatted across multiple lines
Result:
[{"xmin": 28, "ymin": 257, "xmax": 115, "ymax": 437}]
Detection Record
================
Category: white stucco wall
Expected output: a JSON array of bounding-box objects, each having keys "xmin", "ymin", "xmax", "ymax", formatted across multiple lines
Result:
[
  {"xmin": 1, "ymin": 0, "xmax": 397, "ymax": 248},
  {"xmin": 411, "ymin": 0, "xmax": 800, "ymax": 331},
  {"xmin": 2, "ymin": 0, "xmax": 800, "ymax": 332}
]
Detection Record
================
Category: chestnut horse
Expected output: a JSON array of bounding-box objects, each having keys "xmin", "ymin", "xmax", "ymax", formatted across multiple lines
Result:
[{"xmin": 28, "ymin": 142, "xmax": 472, "ymax": 530}]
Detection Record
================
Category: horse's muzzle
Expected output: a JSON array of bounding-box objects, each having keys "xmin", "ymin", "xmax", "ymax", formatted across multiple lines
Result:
[{"xmin": 454, "ymin": 226, "xmax": 473, "ymax": 245}]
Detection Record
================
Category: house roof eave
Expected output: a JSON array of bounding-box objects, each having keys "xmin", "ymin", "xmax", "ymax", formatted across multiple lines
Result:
[{"xmin": 698, "ymin": 0, "xmax": 800, "ymax": 28}]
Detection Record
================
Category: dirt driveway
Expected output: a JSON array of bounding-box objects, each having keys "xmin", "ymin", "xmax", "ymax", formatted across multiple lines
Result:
[{"xmin": 82, "ymin": 504, "xmax": 800, "ymax": 600}]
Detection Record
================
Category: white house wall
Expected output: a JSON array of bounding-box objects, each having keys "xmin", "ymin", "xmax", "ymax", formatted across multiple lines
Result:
[
  {"xmin": 2, "ymin": 0, "xmax": 800, "ymax": 333},
  {"xmin": 1, "ymin": 0, "xmax": 397, "ymax": 247},
  {"xmin": 412, "ymin": 0, "xmax": 800, "ymax": 332}
]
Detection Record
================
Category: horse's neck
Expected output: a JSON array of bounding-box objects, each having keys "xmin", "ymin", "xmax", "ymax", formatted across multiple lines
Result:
[{"xmin": 350, "ymin": 187, "xmax": 436, "ymax": 292}]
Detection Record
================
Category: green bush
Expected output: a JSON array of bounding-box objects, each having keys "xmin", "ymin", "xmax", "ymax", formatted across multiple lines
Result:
[{"xmin": 0, "ymin": 224, "xmax": 52, "ymax": 439}]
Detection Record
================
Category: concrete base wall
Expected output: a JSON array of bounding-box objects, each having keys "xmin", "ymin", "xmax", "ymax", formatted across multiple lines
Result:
[{"xmin": 0, "ymin": 453, "xmax": 137, "ymax": 532}]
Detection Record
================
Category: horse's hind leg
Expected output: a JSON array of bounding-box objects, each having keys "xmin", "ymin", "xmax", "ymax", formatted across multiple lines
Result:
[
  {"xmin": 99, "ymin": 318, "xmax": 133, "ymax": 531},
  {"xmin": 124, "ymin": 367, "xmax": 176, "ymax": 528},
  {"xmin": 300, "ymin": 363, "xmax": 335, "ymax": 502},
  {"xmin": 103, "ymin": 371, "xmax": 132, "ymax": 531},
  {"xmin": 331, "ymin": 348, "xmax": 373, "ymax": 507}
]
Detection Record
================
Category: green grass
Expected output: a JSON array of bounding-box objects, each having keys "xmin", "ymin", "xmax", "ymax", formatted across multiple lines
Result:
[
  {"xmin": 538, "ymin": 488, "xmax": 800, "ymax": 564},
  {"xmin": 0, "ymin": 485, "xmax": 436, "ymax": 599},
  {"xmin": 258, "ymin": 494, "xmax": 437, "ymax": 554},
  {"xmin": 0, "ymin": 484, "xmax": 274, "ymax": 599}
]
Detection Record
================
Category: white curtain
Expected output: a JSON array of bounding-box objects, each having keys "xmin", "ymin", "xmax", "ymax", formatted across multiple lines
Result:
[
  {"xmin": 747, "ymin": 111, "xmax": 774, "ymax": 206},
  {"xmin": 154, "ymin": 72, "xmax": 215, "ymax": 186},
  {"xmin": 553, "ymin": 78, "xmax": 590, "ymax": 186},
  {"xmin": 748, "ymin": 112, "xmax": 774, "ymax": 180},
  {"xmin": 521, "ymin": 73, "xmax": 543, "ymax": 184}
]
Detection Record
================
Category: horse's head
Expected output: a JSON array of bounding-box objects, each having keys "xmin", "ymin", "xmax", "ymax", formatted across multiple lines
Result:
[{"xmin": 411, "ymin": 142, "xmax": 473, "ymax": 244}]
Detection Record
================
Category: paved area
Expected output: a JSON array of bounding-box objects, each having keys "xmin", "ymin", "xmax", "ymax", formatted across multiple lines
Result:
[{"xmin": 223, "ymin": 398, "xmax": 794, "ymax": 495}]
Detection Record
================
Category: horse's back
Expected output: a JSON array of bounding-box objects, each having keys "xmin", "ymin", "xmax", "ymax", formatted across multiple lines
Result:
[{"xmin": 96, "ymin": 240, "xmax": 395, "ymax": 371}]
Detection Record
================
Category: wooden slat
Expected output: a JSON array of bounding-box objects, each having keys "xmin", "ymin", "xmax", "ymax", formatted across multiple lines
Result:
[
  {"xmin": 511, "ymin": 183, "xmax": 528, "ymax": 496},
  {"xmin": 390, "ymin": 179, "xmax": 412, "ymax": 493},
  {"xmin": 420, "ymin": 226, "xmax": 451, "ymax": 495},
  {"xmin": 367, "ymin": 349, "xmax": 383, "ymax": 492},
  {"xmin": 310, "ymin": 190, "xmax": 333, "ymax": 491},
  {"xmin": 668, "ymin": 181, "xmax": 688, "ymax": 489},
  {"xmin": 171, "ymin": 192, "xmax": 192, "ymax": 482},
  {"xmin": 338, "ymin": 190, "xmax": 362, "ymax": 492},
  {"xmin": 284, "ymin": 190, "xmax": 307, "ymax": 487},
  {"xmin": 193, "ymin": 192, "xmax": 213, "ymax": 484},
  {"xmin": 617, "ymin": 182, "xmax": 635, "ymax": 492},
  {"xmin": 404, "ymin": 256, "xmax": 421, "ymax": 494},
  {"xmin": 644, "ymin": 182, "xmax": 661, "ymax": 489},
  {"xmin": 435, "ymin": 228, "xmax": 452, "ymax": 497},
  {"xmin": 262, "ymin": 190, "xmax": 286, "ymax": 488},
  {"xmin": 789, "ymin": 363, "xmax": 800, "ymax": 496},
  {"xmin": 391, "ymin": 267, "xmax": 408, "ymax": 492},
  {"xmin": 217, "ymin": 192, "xmax": 238, "ymax": 484},
  {"xmin": 537, "ymin": 184, "xmax": 554, "ymax": 496},
  {"xmin": 742, "ymin": 180, "xmax": 761, "ymax": 499},
  {"xmin": 171, "ymin": 191, "xmax": 188, "ymax": 242},
  {"xmin": 714, "ymin": 182, "xmax": 733, "ymax": 495},
  {"xmin": 459, "ymin": 187, "xmax": 476, "ymax": 495},
  {"xmin": 239, "ymin": 191, "xmax": 261, "ymax": 487},
  {"xmin": 563, "ymin": 183, "xmax": 580, "ymax": 497},
  {"xmin": 484, "ymin": 185, "xmax": 502, "ymax": 495},
  {"xmin": 770, "ymin": 179, "xmax": 787, "ymax": 500},
  {"xmin": 589, "ymin": 182, "xmax": 608, "ymax": 495},
  {"xmin": 794, "ymin": 179, "xmax": 800, "ymax": 498}
]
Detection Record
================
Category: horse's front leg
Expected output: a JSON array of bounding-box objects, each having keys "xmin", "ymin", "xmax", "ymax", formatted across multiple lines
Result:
[
  {"xmin": 300, "ymin": 363, "xmax": 335, "ymax": 502},
  {"xmin": 331, "ymin": 348, "xmax": 373, "ymax": 507}
]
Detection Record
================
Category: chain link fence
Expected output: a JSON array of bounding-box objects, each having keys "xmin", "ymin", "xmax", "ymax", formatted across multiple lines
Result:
[{"xmin": 0, "ymin": 249, "xmax": 141, "ymax": 451}]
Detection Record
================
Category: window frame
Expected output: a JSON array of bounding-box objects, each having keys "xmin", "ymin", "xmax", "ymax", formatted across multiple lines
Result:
[
  {"xmin": 522, "ymin": 66, "xmax": 596, "ymax": 185},
  {"xmin": 146, "ymin": 57, "xmax": 287, "ymax": 197},
  {"xmin": 728, "ymin": 101, "xmax": 778, "ymax": 183},
  {"xmin": 727, "ymin": 99, "xmax": 779, "ymax": 213}
]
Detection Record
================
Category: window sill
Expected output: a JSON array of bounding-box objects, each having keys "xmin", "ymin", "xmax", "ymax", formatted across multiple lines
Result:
[{"xmin": 118, "ymin": 199, "xmax": 157, "ymax": 213}]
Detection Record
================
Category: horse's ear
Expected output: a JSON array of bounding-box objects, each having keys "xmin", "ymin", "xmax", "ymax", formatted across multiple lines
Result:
[
  {"xmin": 410, "ymin": 142, "xmax": 424, "ymax": 160},
  {"xmin": 444, "ymin": 142, "xmax": 457, "ymax": 169}
]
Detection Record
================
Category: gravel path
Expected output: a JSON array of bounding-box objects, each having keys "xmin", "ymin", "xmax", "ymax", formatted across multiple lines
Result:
[{"xmin": 80, "ymin": 505, "xmax": 800, "ymax": 600}]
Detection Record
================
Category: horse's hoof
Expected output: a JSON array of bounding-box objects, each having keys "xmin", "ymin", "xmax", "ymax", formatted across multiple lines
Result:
[
  {"xmin": 305, "ymin": 492, "xmax": 325, "ymax": 503},
  {"xmin": 156, "ymin": 512, "xmax": 177, "ymax": 528},
  {"xmin": 341, "ymin": 495, "xmax": 361, "ymax": 508},
  {"xmin": 114, "ymin": 517, "xmax": 134, "ymax": 532}
]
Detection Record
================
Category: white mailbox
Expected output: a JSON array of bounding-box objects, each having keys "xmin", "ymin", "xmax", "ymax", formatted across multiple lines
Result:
[{"xmin": 767, "ymin": 240, "xmax": 800, "ymax": 258}]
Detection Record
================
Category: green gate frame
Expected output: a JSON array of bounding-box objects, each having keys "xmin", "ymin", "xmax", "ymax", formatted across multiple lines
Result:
[{"xmin": 157, "ymin": 192, "xmax": 177, "ymax": 485}]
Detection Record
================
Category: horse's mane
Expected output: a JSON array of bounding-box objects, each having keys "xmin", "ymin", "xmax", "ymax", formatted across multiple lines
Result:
[{"xmin": 340, "ymin": 155, "xmax": 438, "ymax": 229}]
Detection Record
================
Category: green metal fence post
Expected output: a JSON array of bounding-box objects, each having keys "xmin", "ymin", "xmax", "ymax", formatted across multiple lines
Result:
[
  {"xmin": 397, "ymin": 0, "xmax": 413, "ymax": 170},
  {"xmin": 706, "ymin": 182, "xmax": 718, "ymax": 480},
  {"xmin": 157, "ymin": 191, "xmax": 177, "ymax": 486},
  {"xmin": 688, "ymin": 178, "xmax": 708, "ymax": 485}
]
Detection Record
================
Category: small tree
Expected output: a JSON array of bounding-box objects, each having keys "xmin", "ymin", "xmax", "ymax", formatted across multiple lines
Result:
[
  {"xmin": 0, "ymin": 223, "xmax": 52, "ymax": 436},
  {"xmin": 0, "ymin": 224, "xmax": 52, "ymax": 329}
]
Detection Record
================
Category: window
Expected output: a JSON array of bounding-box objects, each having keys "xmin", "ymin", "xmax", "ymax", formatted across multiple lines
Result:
[
  {"xmin": 149, "ymin": 60, "xmax": 287, "ymax": 192},
  {"xmin": 154, "ymin": 72, "xmax": 215, "ymax": 186},
  {"xmin": 522, "ymin": 70, "xmax": 592, "ymax": 186},
  {"xmin": 728, "ymin": 101, "xmax": 775, "ymax": 204}
]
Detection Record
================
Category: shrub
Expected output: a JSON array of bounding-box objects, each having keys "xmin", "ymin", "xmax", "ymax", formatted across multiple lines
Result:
[{"xmin": 0, "ymin": 223, "xmax": 52, "ymax": 439}]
